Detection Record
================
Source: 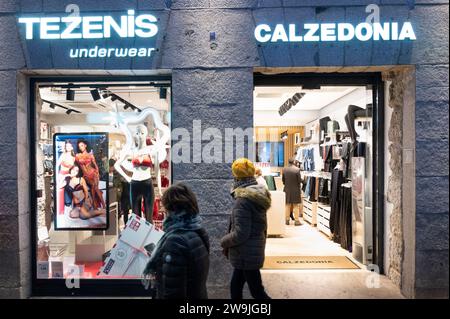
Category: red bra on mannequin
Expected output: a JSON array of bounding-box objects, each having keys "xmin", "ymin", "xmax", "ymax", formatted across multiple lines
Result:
[{"xmin": 131, "ymin": 155, "xmax": 153, "ymax": 168}]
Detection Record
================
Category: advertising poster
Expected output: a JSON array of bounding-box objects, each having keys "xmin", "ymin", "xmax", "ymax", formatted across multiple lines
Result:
[{"xmin": 53, "ymin": 133, "xmax": 109, "ymax": 230}]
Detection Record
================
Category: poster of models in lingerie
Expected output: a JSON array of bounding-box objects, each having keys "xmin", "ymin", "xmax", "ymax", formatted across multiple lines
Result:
[{"xmin": 53, "ymin": 133, "xmax": 109, "ymax": 230}]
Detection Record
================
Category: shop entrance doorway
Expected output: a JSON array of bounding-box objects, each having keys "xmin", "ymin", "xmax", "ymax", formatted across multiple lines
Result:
[{"xmin": 253, "ymin": 73, "xmax": 384, "ymax": 274}]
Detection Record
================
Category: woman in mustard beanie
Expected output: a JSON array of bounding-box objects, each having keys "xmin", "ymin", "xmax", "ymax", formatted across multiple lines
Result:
[{"xmin": 221, "ymin": 158, "xmax": 271, "ymax": 299}]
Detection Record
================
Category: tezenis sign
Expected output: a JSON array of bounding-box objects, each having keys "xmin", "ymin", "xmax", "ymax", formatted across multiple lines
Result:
[
  {"xmin": 18, "ymin": 10, "xmax": 158, "ymax": 59},
  {"xmin": 255, "ymin": 22, "xmax": 416, "ymax": 43}
]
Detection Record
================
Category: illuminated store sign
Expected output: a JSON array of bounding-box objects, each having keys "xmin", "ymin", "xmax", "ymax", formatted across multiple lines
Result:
[
  {"xmin": 254, "ymin": 22, "xmax": 416, "ymax": 43},
  {"xmin": 18, "ymin": 10, "xmax": 158, "ymax": 59}
]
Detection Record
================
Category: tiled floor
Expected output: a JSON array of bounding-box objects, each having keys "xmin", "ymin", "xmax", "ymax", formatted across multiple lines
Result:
[{"xmin": 261, "ymin": 222, "xmax": 404, "ymax": 299}]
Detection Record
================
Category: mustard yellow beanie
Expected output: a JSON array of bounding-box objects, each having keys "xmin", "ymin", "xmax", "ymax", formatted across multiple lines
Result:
[{"xmin": 232, "ymin": 158, "xmax": 255, "ymax": 179}]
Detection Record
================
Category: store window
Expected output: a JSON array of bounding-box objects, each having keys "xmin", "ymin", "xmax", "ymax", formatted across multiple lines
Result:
[
  {"xmin": 33, "ymin": 79, "xmax": 171, "ymax": 287},
  {"xmin": 253, "ymin": 75, "xmax": 383, "ymax": 271}
]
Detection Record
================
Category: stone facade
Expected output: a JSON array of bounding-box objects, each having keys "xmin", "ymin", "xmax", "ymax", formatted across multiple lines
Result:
[{"xmin": 0, "ymin": 0, "xmax": 448, "ymax": 299}]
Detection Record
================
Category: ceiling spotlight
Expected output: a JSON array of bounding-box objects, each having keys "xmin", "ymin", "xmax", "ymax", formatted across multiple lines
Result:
[
  {"xmin": 90, "ymin": 89, "xmax": 101, "ymax": 101},
  {"xmin": 49, "ymin": 103, "xmax": 55, "ymax": 109},
  {"xmin": 123, "ymin": 104, "xmax": 130, "ymax": 110},
  {"xmin": 159, "ymin": 87, "xmax": 167, "ymax": 99},
  {"xmin": 280, "ymin": 131, "xmax": 288, "ymax": 140},
  {"xmin": 66, "ymin": 109, "xmax": 74, "ymax": 115},
  {"xmin": 111, "ymin": 95, "xmax": 118, "ymax": 101},
  {"xmin": 66, "ymin": 88, "xmax": 75, "ymax": 101}
]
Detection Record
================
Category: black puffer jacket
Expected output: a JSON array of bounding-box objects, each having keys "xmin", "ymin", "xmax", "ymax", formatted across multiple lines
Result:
[
  {"xmin": 221, "ymin": 184, "xmax": 271, "ymax": 270},
  {"xmin": 149, "ymin": 228, "xmax": 210, "ymax": 299}
]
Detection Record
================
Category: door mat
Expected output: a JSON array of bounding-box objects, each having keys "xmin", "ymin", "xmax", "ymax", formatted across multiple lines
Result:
[{"xmin": 263, "ymin": 256, "xmax": 360, "ymax": 270}]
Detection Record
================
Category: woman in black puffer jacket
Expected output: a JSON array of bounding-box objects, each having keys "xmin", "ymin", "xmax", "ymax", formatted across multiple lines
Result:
[
  {"xmin": 221, "ymin": 158, "xmax": 271, "ymax": 300},
  {"xmin": 143, "ymin": 183, "xmax": 210, "ymax": 299}
]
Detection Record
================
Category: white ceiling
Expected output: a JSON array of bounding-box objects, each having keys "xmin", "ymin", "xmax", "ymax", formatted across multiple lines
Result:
[
  {"xmin": 254, "ymin": 86, "xmax": 361, "ymax": 111},
  {"xmin": 39, "ymin": 85, "xmax": 170, "ymax": 115}
]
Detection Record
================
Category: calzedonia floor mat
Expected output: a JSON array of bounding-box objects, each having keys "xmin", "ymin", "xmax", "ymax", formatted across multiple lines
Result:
[{"xmin": 263, "ymin": 256, "xmax": 360, "ymax": 270}]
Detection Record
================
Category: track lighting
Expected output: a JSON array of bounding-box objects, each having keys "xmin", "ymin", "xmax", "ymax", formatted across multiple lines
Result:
[
  {"xmin": 66, "ymin": 88, "xmax": 75, "ymax": 101},
  {"xmin": 159, "ymin": 87, "xmax": 167, "ymax": 99},
  {"xmin": 66, "ymin": 109, "xmax": 74, "ymax": 115},
  {"xmin": 90, "ymin": 89, "xmax": 101, "ymax": 101}
]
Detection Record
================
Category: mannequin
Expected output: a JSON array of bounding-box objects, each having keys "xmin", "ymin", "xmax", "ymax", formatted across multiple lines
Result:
[{"xmin": 113, "ymin": 107, "xmax": 170, "ymax": 222}]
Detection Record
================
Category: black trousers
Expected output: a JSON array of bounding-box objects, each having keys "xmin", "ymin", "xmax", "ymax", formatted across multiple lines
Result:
[
  {"xmin": 130, "ymin": 179, "xmax": 154, "ymax": 222},
  {"xmin": 230, "ymin": 268, "xmax": 271, "ymax": 300}
]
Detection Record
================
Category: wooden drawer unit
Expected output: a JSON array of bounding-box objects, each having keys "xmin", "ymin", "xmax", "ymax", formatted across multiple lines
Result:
[
  {"xmin": 303, "ymin": 198, "xmax": 317, "ymax": 226},
  {"xmin": 317, "ymin": 204, "xmax": 331, "ymax": 237}
]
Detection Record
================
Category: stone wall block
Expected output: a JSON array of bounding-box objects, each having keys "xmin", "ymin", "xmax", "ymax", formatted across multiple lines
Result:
[
  {"xmin": 172, "ymin": 68, "xmax": 253, "ymax": 106},
  {"xmin": 416, "ymin": 139, "xmax": 449, "ymax": 176},
  {"xmin": 416, "ymin": 64, "xmax": 449, "ymax": 88},
  {"xmin": 415, "ymin": 250, "xmax": 449, "ymax": 289},
  {"xmin": 317, "ymin": 7, "xmax": 345, "ymax": 66},
  {"xmin": 0, "ymin": 181, "xmax": 18, "ymax": 216},
  {"xmin": 42, "ymin": 0, "xmax": 138, "ymax": 12},
  {"xmin": 401, "ymin": 5, "xmax": 450, "ymax": 65},
  {"xmin": 174, "ymin": 179, "xmax": 234, "ymax": 215},
  {"xmin": 0, "ymin": 16, "xmax": 26, "ymax": 69},
  {"xmin": 416, "ymin": 213, "xmax": 449, "ymax": 251},
  {"xmin": 161, "ymin": 10, "xmax": 259, "ymax": 68},
  {"xmin": 415, "ymin": 101, "xmax": 449, "ymax": 140},
  {"xmin": 416, "ymin": 177, "xmax": 449, "ymax": 214},
  {"xmin": 0, "ymin": 251, "xmax": 20, "ymax": 288}
]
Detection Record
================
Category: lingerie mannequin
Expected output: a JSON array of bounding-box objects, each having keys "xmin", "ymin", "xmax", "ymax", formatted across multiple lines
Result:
[{"xmin": 114, "ymin": 107, "xmax": 170, "ymax": 222}]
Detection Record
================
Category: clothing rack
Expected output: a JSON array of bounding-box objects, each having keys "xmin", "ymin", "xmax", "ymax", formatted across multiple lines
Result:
[{"xmin": 302, "ymin": 171, "xmax": 332, "ymax": 180}]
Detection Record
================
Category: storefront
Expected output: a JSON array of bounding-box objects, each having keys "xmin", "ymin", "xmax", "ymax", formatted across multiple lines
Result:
[{"xmin": 0, "ymin": 0, "xmax": 448, "ymax": 299}]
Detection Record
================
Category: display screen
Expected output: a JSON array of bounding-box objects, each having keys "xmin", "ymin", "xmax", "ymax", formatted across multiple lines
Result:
[
  {"xmin": 255, "ymin": 142, "xmax": 285, "ymax": 167},
  {"xmin": 53, "ymin": 133, "xmax": 109, "ymax": 230}
]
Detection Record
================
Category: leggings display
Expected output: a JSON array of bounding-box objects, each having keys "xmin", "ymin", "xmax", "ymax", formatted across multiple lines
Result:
[
  {"xmin": 330, "ymin": 169, "xmax": 344, "ymax": 238},
  {"xmin": 318, "ymin": 178, "xmax": 330, "ymax": 205},
  {"xmin": 130, "ymin": 178, "xmax": 154, "ymax": 221},
  {"xmin": 345, "ymin": 105, "xmax": 364, "ymax": 143},
  {"xmin": 338, "ymin": 186, "xmax": 352, "ymax": 251}
]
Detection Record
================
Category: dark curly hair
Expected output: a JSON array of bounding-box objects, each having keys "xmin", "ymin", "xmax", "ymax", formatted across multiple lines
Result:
[
  {"xmin": 77, "ymin": 139, "xmax": 90, "ymax": 152},
  {"xmin": 161, "ymin": 182, "xmax": 199, "ymax": 215}
]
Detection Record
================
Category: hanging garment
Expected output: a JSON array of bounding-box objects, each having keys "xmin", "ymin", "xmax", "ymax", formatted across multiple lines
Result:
[
  {"xmin": 308, "ymin": 177, "xmax": 317, "ymax": 202},
  {"xmin": 341, "ymin": 142, "xmax": 352, "ymax": 179},
  {"xmin": 332, "ymin": 145, "xmax": 342, "ymax": 160},
  {"xmin": 353, "ymin": 142, "xmax": 367, "ymax": 157},
  {"xmin": 338, "ymin": 186, "xmax": 353, "ymax": 251},
  {"xmin": 304, "ymin": 177, "xmax": 311, "ymax": 198},
  {"xmin": 324, "ymin": 146, "xmax": 339, "ymax": 173},
  {"xmin": 318, "ymin": 178, "xmax": 330, "ymax": 205},
  {"xmin": 327, "ymin": 120, "xmax": 340, "ymax": 135},
  {"xmin": 330, "ymin": 169, "xmax": 344, "ymax": 242},
  {"xmin": 319, "ymin": 117, "xmax": 332, "ymax": 159}
]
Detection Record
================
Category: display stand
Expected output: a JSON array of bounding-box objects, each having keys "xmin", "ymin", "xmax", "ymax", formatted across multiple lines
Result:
[
  {"xmin": 303, "ymin": 197, "xmax": 317, "ymax": 226},
  {"xmin": 267, "ymin": 191, "xmax": 286, "ymax": 236},
  {"xmin": 317, "ymin": 204, "xmax": 331, "ymax": 237}
]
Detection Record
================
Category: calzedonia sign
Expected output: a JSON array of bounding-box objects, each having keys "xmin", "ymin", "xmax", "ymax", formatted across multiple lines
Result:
[
  {"xmin": 254, "ymin": 22, "xmax": 416, "ymax": 43},
  {"xmin": 18, "ymin": 10, "xmax": 158, "ymax": 59}
]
